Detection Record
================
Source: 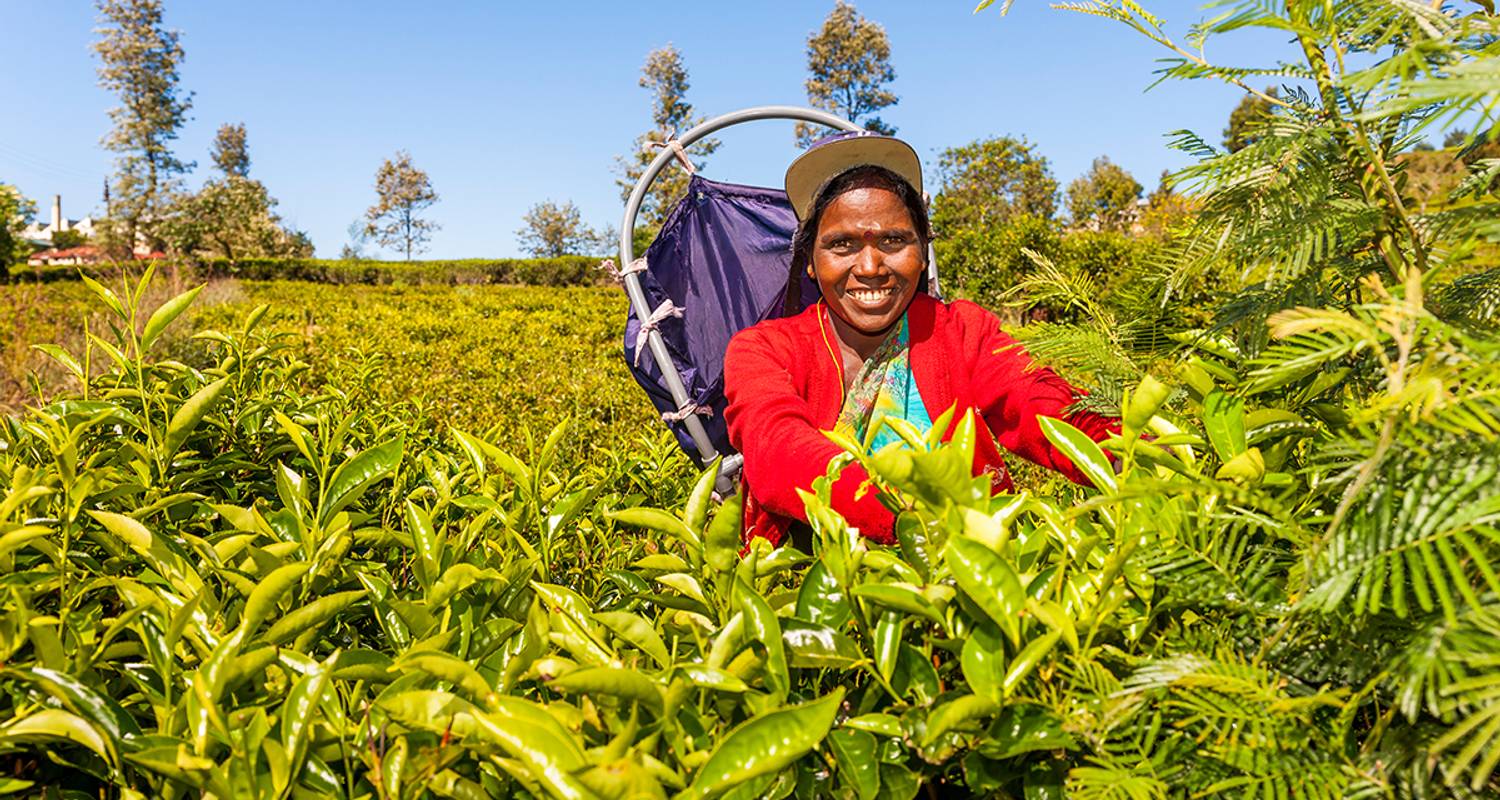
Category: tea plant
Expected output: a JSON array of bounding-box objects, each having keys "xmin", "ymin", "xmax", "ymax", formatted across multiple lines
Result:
[
  {"xmin": 2, "ymin": 247, "xmax": 1497, "ymax": 797},
  {"xmin": 4, "ymin": 280, "xmax": 666, "ymax": 478}
]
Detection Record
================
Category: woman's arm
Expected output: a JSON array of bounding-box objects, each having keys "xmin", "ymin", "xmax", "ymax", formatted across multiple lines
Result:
[
  {"xmin": 951, "ymin": 300, "xmax": 1119, "ymax": 486},
  {"xmin": 723, "ymin": 326, "xmax": 897, "ymax": 543}
]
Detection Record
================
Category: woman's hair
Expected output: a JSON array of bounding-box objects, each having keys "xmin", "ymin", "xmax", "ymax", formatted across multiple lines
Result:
[{"xmin": 784, "ymin": 164, "xmax": 933, "ymax": 315}]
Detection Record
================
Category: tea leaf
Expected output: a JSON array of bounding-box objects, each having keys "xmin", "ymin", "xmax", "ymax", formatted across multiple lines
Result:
[
  {"xmin": 140, "ymin": 284, "xmax": 203, "ymax": 353},
  {"xmin": 678, "ymin": 689, "xmax": 845, "ymax": 800},
  {"xmin": 261, "ymin": 589, "xmax": 364, "ymax": 645},
  {"xmin": 162, "ymin": 377, "xmax": 229, "ymax": 459},
  {"xmin": 945, "ymin": 535, "xmax": 1023, "ymax": 647},
  {"xmin": 0, "ymin": 709, "xmax": 113, "ymax": 766},
  {"xmin": 321, "ymin": 436, "xmax": 404, "ymax": 524}
]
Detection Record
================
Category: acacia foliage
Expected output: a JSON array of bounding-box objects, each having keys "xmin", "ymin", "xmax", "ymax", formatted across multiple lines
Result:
[{"xmin": 1222, "ymin": 88, "xmax": 1279, "ymax": 153}]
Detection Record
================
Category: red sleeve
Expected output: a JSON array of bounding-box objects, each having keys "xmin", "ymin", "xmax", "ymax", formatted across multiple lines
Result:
[
  {"xmin": 950, "ymin": 301, "xmax": 1119, "ymax": 487},
  {"xmin": 723, "ymin": 326, "xmax": 897, "ymax": 543}
]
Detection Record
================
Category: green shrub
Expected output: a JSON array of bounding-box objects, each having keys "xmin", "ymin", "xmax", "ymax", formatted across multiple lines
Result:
[
  {"xmin": 1057, "ymin": 229, "xmax": 1141, "ymax": 287},
  {"xmin": 935, "ymin": 213, "xmax": 1061, "ymax": 311},
  {"xmin": 198, "ymin": 256, "xmax": 609, "ymax": 286}
]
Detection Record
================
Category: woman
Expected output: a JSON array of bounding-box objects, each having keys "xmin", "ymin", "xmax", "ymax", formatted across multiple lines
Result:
[{"xmin": 723, "ymin": 131, "xmax": 1118, "ymax": 548}]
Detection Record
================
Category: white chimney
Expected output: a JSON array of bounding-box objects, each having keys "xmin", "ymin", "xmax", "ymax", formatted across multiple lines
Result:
[{"xmin": 51, "ymin": 195, "xmax": 62, "ymax": 232}]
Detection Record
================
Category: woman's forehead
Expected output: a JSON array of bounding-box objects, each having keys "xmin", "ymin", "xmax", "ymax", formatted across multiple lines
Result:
[{"xmin": 820, "ymin": 187, "xmax": 915, "ymax": 229}]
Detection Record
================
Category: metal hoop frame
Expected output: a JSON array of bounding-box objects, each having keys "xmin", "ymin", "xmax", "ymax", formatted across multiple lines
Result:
[{"xmin": 618, "ymin": 106, "xmax": 939, "ymax": 489}]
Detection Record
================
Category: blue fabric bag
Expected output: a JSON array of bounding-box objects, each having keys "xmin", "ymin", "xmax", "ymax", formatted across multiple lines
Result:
[{"xmin": 622, "ymin": 174, "xmax": 817, "ymax": 461}]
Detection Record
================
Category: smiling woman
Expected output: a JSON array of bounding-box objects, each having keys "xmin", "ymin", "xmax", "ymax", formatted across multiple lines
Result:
[{"xmin": 723, "ymin": 132, "xmax": 1121, "ymax": 549}]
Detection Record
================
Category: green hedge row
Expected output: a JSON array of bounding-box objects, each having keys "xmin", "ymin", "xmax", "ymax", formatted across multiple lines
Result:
[
  {"xmin": 196, "ymin": 256, "xmax": 609, "ymax": 286},
  {"xmin": 4, "ymin": 256, "xmax": 611, "ymax": 287}
]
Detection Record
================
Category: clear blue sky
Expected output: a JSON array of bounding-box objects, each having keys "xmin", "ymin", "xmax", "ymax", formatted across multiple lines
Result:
[{"xmin": 5, "ymin": 1, "xmax": 1295, "ymax": 259}]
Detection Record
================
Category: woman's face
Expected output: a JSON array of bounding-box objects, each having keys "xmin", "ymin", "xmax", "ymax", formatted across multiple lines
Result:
[{"xmin": 813, "ymin": 185, "xmax": 925, "ymax": 338}]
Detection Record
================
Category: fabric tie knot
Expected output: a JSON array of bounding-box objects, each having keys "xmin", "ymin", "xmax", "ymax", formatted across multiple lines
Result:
[
  {"xmin": 633, "ymin": 299, "xmax": 684, "ymax": 367},
  {"xmin": 661, "ymin": 402, "xmax": 713, "ymax": 423}
]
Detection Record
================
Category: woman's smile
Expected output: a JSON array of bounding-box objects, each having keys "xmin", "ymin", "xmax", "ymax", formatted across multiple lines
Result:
[{"xmin": 844, "ymin": 285, "xmax": 898, "ymax": 307}]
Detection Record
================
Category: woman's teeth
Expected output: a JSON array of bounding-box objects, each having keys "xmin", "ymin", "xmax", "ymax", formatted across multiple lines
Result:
[{"xmin": 848, "ymin": 287, "xmax": 894, "ymax": 304}]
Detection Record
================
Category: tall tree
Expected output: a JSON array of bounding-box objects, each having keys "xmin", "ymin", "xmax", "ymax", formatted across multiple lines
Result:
[
  {"xmin": 795, "ymin": 1, "xmax": 898, "ymax": 146},
  {"xmin": 616, "ymin": 45, "xmax": 720, "ymax": 234},
  {"xmin": 211, "ymin": 122, "xmax": 250, "ymax": 178},
  {"xmin": 931, "ymin": 136, "xmax": 1058, "ymax": 231},
  {"xmin": 1066, "ymin": 156, "xmax": 1143, "ymax": 232},
  {"xmin": 364, "ymin": 151, "xmax": 440, "ymax": 260},
  {"xmin": 1222, "ymin": 87, "xmax": 1278, "ymax": 152},
  {"xmin": 165, "ymin": 123, "xmax": 308, "ymax": 260},
  {"xmin": 1, "ymin": 183, "xmax": 38, "ymax": 274},
  {"xmin": 93, "ymin": 0, "xmax": 194, "ymax": 253},
  {"xmin": 516, "ymin": 200, "xmax": 600, "ymax": 258},
  {"xmin": 340, "ymin": 220, "xmax": 371, "ymax": 260}
]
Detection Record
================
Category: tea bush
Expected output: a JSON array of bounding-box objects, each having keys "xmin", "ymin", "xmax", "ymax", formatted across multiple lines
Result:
[
  {"xmin": 186, "ymin": 281, "xmax": 661, "ymax": 470},
  {"xmin": 1, "ymin": 262, "xmax": 1497, "ymax": 798},
  {"xmin": 4, "ymin": 280, "xmax": 665, "ymax": 474}
]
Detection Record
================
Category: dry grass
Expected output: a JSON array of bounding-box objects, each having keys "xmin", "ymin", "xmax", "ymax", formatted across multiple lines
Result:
[{"xmin": 1, "ymin": 267, "xmax": 245, "ymax": 414}]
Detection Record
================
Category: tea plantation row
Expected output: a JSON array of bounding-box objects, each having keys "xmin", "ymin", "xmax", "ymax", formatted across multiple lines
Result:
[{"xmin": 0, "ymin": 267, "xmax": 1495, "ymax": 798}]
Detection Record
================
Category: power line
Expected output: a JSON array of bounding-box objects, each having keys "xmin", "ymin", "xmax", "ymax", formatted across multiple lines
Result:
[{"xmin": 0, "ymin": 140, "xmax": 107, "ymax": 183}]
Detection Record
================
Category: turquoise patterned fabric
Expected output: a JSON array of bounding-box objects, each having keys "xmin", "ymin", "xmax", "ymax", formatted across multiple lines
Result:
[{"xmin": 833, "ymin": 315, "xmax": 934, "ymax": 450}]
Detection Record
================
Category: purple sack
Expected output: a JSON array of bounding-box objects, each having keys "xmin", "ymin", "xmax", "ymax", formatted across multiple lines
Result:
[{"xmin": 622, "ymin": 174, "xmax": 818, "ymax": 462}]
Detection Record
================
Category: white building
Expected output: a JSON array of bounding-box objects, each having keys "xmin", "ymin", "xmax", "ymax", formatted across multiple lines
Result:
[{"xmin": 21, "ymin": 195, "xmax": 96, "ymax": 246}]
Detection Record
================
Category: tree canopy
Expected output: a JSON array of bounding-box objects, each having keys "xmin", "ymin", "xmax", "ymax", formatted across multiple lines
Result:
[
  {"xmin": 931, "ymin": 136, "xmax": 1058, "ymax": 231},
  {"xmin": 211, "ymin": 122, "xmax": 250, "ymax": 178},
  {"xmin": 1066, "ymin": 156, "xmax": 1142, "ymax": 232},
  {"xmin": 796, "ymin": 0, "xmax": 898, "ymax": 146},
  {"xmin": 1, "ymin": 183, "xmax": 37, "ymax": 271},
  {"xmin": 163, "ymin": 123, "xmax": 309, "ymax": 260},
  {"xmin": 164, "ymin": 177, "xmax": 310, "ymax": 261},
  {"xmin": 364, "ymin": 151, "xmax": 440, "ymax": 260},
  {"xmin": 516, "ymin": 200, "xmax": 600, "ymax": 258},
  {"xmin": 616, "ymin": 44, "xmax": 719, "ymax": 235},
  {"xmin": 93, "ymin": 0, "xmax": 194, "ymax": 253}
]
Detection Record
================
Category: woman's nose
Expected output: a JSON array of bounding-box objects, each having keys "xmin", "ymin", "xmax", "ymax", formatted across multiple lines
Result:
[{"xmin": 851, "ymin": 245, "xmax": 883, "ymax": 277}]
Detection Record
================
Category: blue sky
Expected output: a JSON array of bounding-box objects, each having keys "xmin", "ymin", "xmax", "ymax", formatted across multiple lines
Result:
[{"xmin": 5, "ymin": 1, "xmax": 1296, "ymax": 258}]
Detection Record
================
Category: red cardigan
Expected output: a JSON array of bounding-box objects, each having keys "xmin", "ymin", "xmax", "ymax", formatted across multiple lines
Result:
[{"xmin": 722, "ymin": 293, "xmax": 1118, "ymax": 545}]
